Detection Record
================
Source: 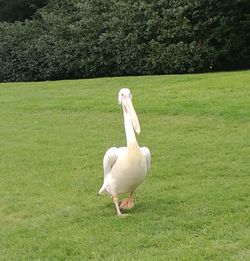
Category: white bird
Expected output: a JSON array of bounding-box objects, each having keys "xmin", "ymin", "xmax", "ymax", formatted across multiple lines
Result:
[{"xmin": 99, "ymin": 88, "xmax": 151, "ymax": 217}]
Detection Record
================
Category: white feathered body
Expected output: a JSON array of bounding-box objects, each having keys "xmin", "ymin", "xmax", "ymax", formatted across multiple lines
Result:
[{"xmin": 99, "ymin": 146, "xmax": 150, "ymax": 196}]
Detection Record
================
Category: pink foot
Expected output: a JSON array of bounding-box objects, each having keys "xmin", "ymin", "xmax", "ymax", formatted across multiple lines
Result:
[{"xmin": 120, "ymin": 198, "xmax": 134, "ymax": 209}]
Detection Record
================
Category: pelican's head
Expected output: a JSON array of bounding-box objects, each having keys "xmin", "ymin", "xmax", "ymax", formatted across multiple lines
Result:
[{"xmin": 118, "ymin": 88, "xmax": 140, "ymax": 135}]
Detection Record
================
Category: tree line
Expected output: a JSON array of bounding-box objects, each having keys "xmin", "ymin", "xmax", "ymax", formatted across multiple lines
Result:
[{"xmin": 0, "ymin": 0, "xmax": 249, "ymax": 82}]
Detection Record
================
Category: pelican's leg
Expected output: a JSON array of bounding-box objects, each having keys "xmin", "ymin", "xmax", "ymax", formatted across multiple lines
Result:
[
  {"xmin": 120, "ymin": 192, "xmax": 134, "ymax": 210},
  {"xmin": 113, "ymin": 195, "xmax": 128, "ymax": 218}
]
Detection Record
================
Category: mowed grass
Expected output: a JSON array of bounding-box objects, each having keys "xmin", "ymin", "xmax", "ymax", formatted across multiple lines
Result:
[{"xmin": 0, "ymin": 71, "xmax": 249, "ymax": 260}]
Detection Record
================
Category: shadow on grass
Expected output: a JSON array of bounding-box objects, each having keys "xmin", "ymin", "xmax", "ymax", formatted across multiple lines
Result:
[{"xmin": 95, "ymin": 193, "xmax": 183, "ymax": 218}]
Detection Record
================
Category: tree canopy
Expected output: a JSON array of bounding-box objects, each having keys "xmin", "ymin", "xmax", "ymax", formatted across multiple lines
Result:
[{"xmin": 0, "ymin": 0, "xmax": 249, "ymax": 82}]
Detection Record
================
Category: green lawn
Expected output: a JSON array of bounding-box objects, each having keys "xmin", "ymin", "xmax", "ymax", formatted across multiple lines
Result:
[{"xmin": 0, "ymin": 71, "xmax": 249, "ymax": 260}]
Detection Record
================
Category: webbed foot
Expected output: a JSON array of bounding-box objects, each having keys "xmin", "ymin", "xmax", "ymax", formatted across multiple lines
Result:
[{"xmin": 120, "ymin": 198, "xmax": 134, "ymax": 210}]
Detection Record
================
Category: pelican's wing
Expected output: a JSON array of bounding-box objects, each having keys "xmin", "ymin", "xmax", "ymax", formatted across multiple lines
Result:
[
  {"xmin": 141, "ymin": 147, "xmax": 151, "ymax": 171},
  {"xmin": 103, "ymin": 147, "xmax": 119, "ymax": 178},
  {"xmin": 99, "ymin": 147, "xmax": 118, "ymax": 194}
]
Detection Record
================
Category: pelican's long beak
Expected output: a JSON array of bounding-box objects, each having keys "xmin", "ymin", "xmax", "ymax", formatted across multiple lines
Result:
[{"xmin": 122, "ymin": 97, "xmax": 141, "ymax": 135}]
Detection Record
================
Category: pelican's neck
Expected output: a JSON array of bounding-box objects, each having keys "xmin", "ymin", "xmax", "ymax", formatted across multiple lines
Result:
[{"xmin": 123, "ymin": 110, "xmax": 139, "ymax": 149}]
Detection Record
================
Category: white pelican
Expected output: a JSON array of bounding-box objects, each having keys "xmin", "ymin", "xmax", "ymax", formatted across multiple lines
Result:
[{"xmin": 99, "ymin": 88, "xmax": 151, "ymax": 217}]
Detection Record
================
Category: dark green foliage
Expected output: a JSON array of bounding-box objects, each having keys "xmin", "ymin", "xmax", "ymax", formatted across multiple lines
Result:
[
  {"xmin": 0, "ymin": 0, "xmax": 249, "ymax": 82},
  {"xmin": 0, "ymin": 0, "xmax": 49, "ymax": 22},
  {"xmin": 238, "ymin": 0, "xmax": 250, "ymax": 68}
]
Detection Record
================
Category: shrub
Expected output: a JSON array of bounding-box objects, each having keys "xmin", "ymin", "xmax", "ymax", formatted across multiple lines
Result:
[{"xmin": 0, "ymin": 0, "xmax": 249, "ymax": 82}]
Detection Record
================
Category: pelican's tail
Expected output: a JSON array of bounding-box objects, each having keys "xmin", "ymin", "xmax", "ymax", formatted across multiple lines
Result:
[{"xmin": 98, "ymin": 182, "xmax": 108, "ymax": 195}]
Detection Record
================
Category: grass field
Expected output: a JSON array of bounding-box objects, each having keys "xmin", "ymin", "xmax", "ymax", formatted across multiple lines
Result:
[{"xmin": 0, "ymin": 71, "xmax": 250, "ymax": 260}]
